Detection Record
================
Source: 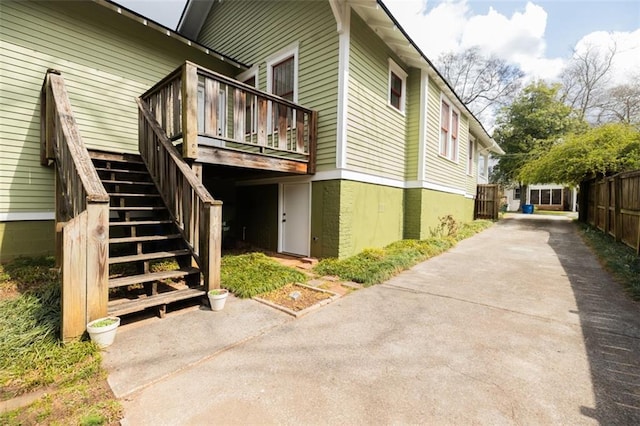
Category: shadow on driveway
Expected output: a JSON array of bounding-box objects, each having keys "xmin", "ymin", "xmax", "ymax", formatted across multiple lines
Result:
[{"xmin": 524, "ymin": 217, "xmax": 640, "ymax": 423}]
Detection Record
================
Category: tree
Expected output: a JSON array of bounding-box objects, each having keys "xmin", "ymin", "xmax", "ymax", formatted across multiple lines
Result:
[
  {"xmin": 597, "ymin": 79, "xmax": 640, "ymax": 125},
  {"xmin": 491, "ymin": 82, "xmax": 585, "ymax": 210},
  {"xmin": 437, "ymin": 47, "xmax": 524, "ymax": 121},
  {"xmin": 560, "ymin": 42, "xmax": 616, "ymax": 123},
  {"xmin": 520, "ymin": 123, "xmax": 640, "ymax": 185}
]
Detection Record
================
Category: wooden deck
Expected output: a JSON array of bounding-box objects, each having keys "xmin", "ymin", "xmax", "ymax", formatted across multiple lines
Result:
[{"xmin": 141, "ymin": 62, "xmax": 318, "ymax": 175}]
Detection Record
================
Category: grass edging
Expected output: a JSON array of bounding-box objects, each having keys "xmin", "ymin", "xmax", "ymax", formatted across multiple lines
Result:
[
  {"xmin": 314, "ymin": 220, "xmax": 494, "ymax": 286},
  {"xmin": 0, "ymin": 256, "xmax": 121, "ymax": 425},
  {"xmin": 577, "ymin": 223, "xmax": 640, "ymax": 300}
]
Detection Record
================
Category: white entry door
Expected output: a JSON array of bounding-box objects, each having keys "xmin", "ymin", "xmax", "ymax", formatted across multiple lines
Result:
[{"xmin": 281, "ymin": 182, "xmax": 310, "ymax": 256}]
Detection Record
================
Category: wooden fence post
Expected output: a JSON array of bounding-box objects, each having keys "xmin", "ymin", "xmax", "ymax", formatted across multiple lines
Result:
[
  {"xmin": 182, "ymin": 61, "xmax": 199, "ymax": 160},
  {"xmin": 614, "ymin": 174, "xmax": 622, "ymax": 242},
  {"xmin": 85, "ymin": 202, "xmax": 109, "ymax": 323}
]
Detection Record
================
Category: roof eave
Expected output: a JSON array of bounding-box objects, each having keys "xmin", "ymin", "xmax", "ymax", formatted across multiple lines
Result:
[
  {"xmin": 177, "ymin": 0, "xmax": 214, "ymax": 39},
  {"xmin": 96, "ymin": 0, "xmax": 247, "ymax": 69},
  {"xmin": 351, "ymin": 0, "xmax": 495, "ymax": 146}
]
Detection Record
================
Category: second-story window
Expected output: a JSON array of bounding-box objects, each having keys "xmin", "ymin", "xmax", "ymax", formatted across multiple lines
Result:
[
  {"xmin": 272, "ymin": 56, "xmax": 294, "ymax": 101},
  {"xmin": 388, "ymin": 59, "xmax": 407, "ymax": 113},
  {"xmin": 439, "ymin": 99, "xmax": 459, "ymax": 162}
]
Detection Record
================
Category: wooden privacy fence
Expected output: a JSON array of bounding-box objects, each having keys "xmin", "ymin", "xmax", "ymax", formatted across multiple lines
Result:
[
  {"xmin": 40, "ymin": 70, "xmax": 110, "ymax": 341},
  {"xmin": 475, "ymin": 184, "xmax": 501, "ymax": 220},
  {"xmin": 140, "ymin": 61, "xmax": 317, "ymax": 173},
  {"xmin": 581, "ymin": 170, "xmax": 640, "ymax": 254},
  {"xmin": 137, "ymin": 98, "xmax": 222, "ymax": 291}
]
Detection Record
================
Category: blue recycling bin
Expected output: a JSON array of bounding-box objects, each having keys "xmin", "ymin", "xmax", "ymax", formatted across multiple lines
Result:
[{"xmin": 522, "ymin": 204, "xmax": 534, "ymax": 214}]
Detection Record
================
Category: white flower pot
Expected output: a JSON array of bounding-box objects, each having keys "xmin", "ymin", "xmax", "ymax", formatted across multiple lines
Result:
[
  {"xmin": 87, "ymin": 316, "xmax": 120, "ymax": 348},
  {"xmin": 208, "ymin": 289, "xmax": 229, "ymax": 311}
]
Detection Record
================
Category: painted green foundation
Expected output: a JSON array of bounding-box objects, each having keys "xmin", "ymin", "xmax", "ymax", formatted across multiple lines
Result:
[
  {"xmin": 311, "ymin": 180, "xmax": 341, "ymax": 259},
  {"xmin": 0, "ymin": 220, "xmax": 55, "ymax": 262},
  {"xmin": 404, "ymin": 188, "xmax": 475, "ymax": 239},
  {"xmin": 312, "ymin": 180, "xmax": 404, "ymax": 259}
]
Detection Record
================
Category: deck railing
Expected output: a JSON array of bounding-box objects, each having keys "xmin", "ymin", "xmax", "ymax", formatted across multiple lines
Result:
[
  {"xmin": 137, "ymin": 99, "xmax": 222, "ymax": 291},
  {"xmin": 40, "ymin": 70, "xmax": 110, "ymax": 341},
  {"xmin": 141, "ymin": 61, "xmax": 317, "ymax": 172}
]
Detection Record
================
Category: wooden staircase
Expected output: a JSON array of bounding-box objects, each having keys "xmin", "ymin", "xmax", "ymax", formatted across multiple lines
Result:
[{"xmin": 90, "ymin": 151, "xmax": 206, "ymax": 317}]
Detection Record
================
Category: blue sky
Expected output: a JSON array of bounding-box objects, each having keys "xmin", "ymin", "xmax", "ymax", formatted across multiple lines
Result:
[{"xmin": 117, "ymin": 0, "xmax": 640, "ymax": 83}]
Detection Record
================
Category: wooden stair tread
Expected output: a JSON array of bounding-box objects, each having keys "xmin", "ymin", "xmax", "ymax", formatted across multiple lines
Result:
[
  {"xmin": 110, "ymin": 206, "xmax": 166, "ymax": 211},
  {"xmin": 110, "ymin": 219, "xmax": 173, "ymax": 226},
  {"xmin": 109, "ymin": 249, "xmax": 191, "ymax": 264},
  {"xmin": 109, "ymin": 267, "xmax": 200, "ymax": 288},
  {"xmin": 88, "ymin": 150, "xmax": 144, "ymax": 164},
  {"xmin": 107, "ymin": 192, "xmax": 161, "ymax": 197},
  {"xmin": 95, "ymin": 167, "xmax": 150, "ymax": 174},
  {"xmin": 102, "ymin": 180, "xmax": 155, "ymax": 185},
  {"xmin": 109, "ymin": 234, "xmax": 182, "ymax": 244},
  {"xmin": 108, "ymin": 287, "xmax": 206, "ymax": 316}
]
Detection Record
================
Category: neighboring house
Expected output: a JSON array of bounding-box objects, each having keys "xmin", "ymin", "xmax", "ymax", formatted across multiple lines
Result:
[
  {"xmin": 178, "ymin": 0, "xmax": 503, "ymax": 259},
  {"xmin": 505, "ymin": 184, "xmax": 578, "ymax": 212}
]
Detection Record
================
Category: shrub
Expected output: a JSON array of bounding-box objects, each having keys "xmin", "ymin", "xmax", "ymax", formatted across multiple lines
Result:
[
  {"xmin": 315, "ymin": 220, "xmax": 492, "ymax": 286},
  {"xmin": 221, "ymin": 253, "xmax": 306, "ymax": 298}
]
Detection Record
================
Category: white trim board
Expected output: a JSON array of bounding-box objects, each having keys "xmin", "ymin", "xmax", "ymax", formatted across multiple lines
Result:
[{"xmin": 1, "ymin": 212, "xmax": 55, "ymax": 222}]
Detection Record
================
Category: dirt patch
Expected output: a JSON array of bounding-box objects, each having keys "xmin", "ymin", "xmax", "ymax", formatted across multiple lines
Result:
[{"xmin": 257, "ymin": 283, "xmax": 333, "ymax": 312}]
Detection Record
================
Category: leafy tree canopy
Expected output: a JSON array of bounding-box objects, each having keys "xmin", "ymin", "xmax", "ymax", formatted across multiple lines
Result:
[
  {"xmin": 491, "ymin": 81, "xmax": 586, "ymax": 185},
  {"xmin": 520, "ymin": 123, "xmax": 640, "ymax": 185}
]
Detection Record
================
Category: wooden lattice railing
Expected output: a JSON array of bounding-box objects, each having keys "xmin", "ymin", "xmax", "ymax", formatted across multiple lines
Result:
[
  {"xmin": 136, "ymin": 98, "xmax": 222, "ymax": 291},
  {"xmin": 140, "ymin": 61, "xmax": 317, "ymax": 172},
  {"xmin": 40, "ymin": 70, "xmax": 110, "ymax": 341}
]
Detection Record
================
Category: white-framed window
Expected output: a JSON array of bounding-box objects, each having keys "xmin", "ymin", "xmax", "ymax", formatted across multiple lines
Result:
[
  {"xmin": 439, "ymin": 97, "xmax": 459, "ymax": 162},
  {"xmin": 266, "ymin": 43, "xmax": 299, "ymax": 132},
  {"xmin": 478, "ymin": 153, "xmax": 487, "ymax": 177},
  {"xmin": 388, "ymin": 58, "xmax": 407, "ymax": 113},
  {"xmin": 467, "ymin": 138, "xmax": 475, "ymax": 175}
]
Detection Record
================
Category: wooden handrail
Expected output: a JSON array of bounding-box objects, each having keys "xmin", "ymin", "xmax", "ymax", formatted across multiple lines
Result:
[
  {"xmin": 40, "ymin": 70, "xmax": 109, "ymax": 341},
  {"xmin": 141, "ymin": 61, "xmax": 317, "ymax": 172},
  {"xmin": 141, "ymin": 61, "xmax": 315, "ymax": 114},
  {"xmin": 137, "ymin": 98, "xmax": 222, "ymax": 290}
]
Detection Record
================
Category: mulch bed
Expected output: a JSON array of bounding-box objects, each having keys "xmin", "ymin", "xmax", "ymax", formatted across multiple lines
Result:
[{"xmin": 257, "ymin": 283, "xmax": 333, "ymax": 312}]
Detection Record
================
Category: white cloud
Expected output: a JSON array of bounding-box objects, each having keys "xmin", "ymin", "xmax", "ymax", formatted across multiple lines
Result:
[{"xmin": 384, "ymin": 0, "xmax": 565, "ymax": 81}]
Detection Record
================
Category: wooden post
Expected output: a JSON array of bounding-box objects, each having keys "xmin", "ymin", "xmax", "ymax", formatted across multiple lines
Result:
[
  {"xmin": 85, "ymin": 202, "xmax": 109, "ymax": 323},
  {"xmin": 201, "ymin": 202, "xmax": 222, "ymax": 292},
  {"xmin": 61, "ymin": 213, "xmax": 88, "ymax": 341},
  {"xmin": 55, "ymin": 172, "xmax": 64, "ymax": 268},
  {"xmin": 307, "ymin": 111, "xmax": 318, "ymax": 174},
  {"xmin": 182, "ymin": 62, "xmax": 199, "ymax": 159},
  {"xmin": 614, "ymin": 174, "xmax": 622, "ymax": 242},
  {"xmin": 603, "ymin": 179, "xmax": 611, "ymax": 234},
  {"xmin": 257, "ymin": 98, "xmax": 268, "ymax": 148}
]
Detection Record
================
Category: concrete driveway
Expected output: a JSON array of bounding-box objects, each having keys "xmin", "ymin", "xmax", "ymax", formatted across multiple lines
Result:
[{"xmin": 106, "ymin": 215, "xmax": 640, "ymax": 425}]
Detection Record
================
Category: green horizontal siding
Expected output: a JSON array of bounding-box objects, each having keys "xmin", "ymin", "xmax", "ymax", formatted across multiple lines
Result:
[
  {"xmin": 0, "ymin": 0, "xmax": 236, "ymax": 215},
  {"xmin": 405, "ymin": 69, "xmax": 422, "ymax": 180},
  {"xmin": 198, "ymin": 0, "xmax": 339, "ymax": 171},
  {"xmin": 346, "ymin": 12, "xmax": 406, "ymax": 180},
  {"xmin": 424, "ymin": 78, "xmax": 472, "ymax": 192}
]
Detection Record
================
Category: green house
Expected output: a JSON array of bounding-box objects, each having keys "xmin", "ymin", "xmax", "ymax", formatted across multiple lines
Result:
[
  {"xmin": 178, "ymin": 0, "xmax": 503, "ymax": 259},
  {"xmin": 0, "ymin": 0, "xmax": 501, "ymax": 337}
]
